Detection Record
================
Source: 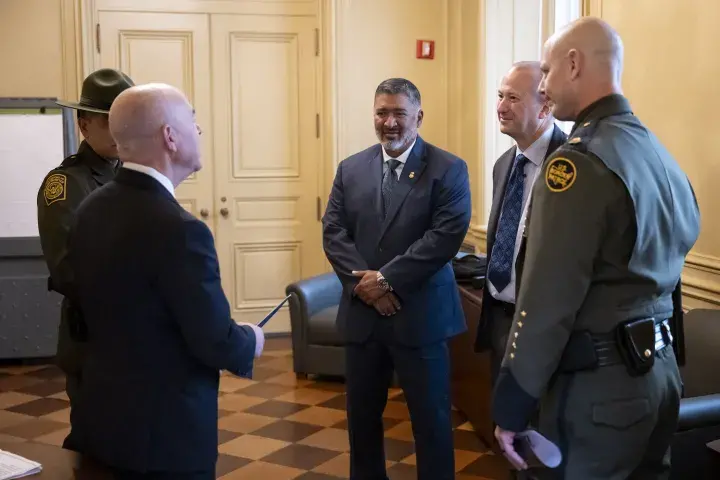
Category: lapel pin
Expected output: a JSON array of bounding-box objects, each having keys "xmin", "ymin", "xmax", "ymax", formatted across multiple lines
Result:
[{"xmin": 409, "ymin": 172, "xmax": 415, "ymax": 179}]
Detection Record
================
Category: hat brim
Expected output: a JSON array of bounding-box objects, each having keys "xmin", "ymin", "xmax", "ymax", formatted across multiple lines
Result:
[{"xmin": 55, "ymin": 100, "xmax": 109, "ymax": 114}]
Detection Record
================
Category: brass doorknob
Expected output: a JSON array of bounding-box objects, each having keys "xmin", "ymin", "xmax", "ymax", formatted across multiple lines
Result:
[
  {"xmin": 220, "ymin": 207, "xmax": 229, "ymax": 217},
  {"xmin": 199, "ymin": 208, "xmax": 209, "ymax": 218}
]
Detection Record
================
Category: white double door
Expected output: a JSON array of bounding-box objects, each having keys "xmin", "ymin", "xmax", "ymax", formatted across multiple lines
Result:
[{"xmin": 97, "ymin": 10, "xmax": 325, "ymax": 332}]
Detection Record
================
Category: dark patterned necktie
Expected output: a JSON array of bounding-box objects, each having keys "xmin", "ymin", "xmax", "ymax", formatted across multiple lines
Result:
[
  {"xmin": 382, "ymin": 159, "xmax": 401, "ymax": 217},
  {"xmin": 487, "ymin": 154, "xmax": 528, "ymax": 293}
]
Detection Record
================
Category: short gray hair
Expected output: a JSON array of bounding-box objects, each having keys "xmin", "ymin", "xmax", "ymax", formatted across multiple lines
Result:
[{"xmin": 375, "ymin": 78, "xmax": 421, "ymax": 107}]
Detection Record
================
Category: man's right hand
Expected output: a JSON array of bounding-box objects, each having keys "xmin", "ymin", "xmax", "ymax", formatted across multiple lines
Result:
[
  {"xmin": 239, "ymin": 322, "xmax": 265, "ymax": 358},
  {"xmin": 372, "ymin": 293, "xmax": 401, "ymax": 316}
]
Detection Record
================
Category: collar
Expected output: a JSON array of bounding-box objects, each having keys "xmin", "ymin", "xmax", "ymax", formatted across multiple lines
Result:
[
  {"xmin": 75, "ymin": 141, "xmax": 121, "ymax": 178},
  {"xmin": 516, "ymin": 125, "xmax": 554, "ymax": 167},
  {"xmin": 382, "ymin": 138, "xmax": 417, "ymax": 164},
  {"xmin": 121, "ymin": 162, "xmax": 175, "ymax": 197},
  {"xmin": 572, "ymin": 94, "xmax": 633, "ymax": 134}
]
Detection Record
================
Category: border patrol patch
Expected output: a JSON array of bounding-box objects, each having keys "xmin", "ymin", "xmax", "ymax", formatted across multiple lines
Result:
[
  {"xmin": 545, "ymin": 157, "xmax": 577, "ymax": 192},
  {"xmin": 44, "ymin": 173, "xmax": 67, "ymax": 205}
]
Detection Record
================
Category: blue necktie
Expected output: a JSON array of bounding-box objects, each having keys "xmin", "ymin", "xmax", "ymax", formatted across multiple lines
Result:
[{"xmin": 488, "ymin": 154, "xmax": 528, "ymax": 293}]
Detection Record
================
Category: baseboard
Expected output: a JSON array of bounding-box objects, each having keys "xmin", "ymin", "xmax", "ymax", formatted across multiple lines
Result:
[{"xmin": 265, "ymin": 332, "xmax": 291, "ymax": 339}]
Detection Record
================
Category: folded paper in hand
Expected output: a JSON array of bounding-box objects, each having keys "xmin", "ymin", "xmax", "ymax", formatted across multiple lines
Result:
[
  {"xmin": 257, "ymin": 295, "xmax": 291, "ymax": 328},
  {"xmin": 0, "ymin": 450, "xmax": 41, "ymax": 479},
  {"xmin": 511, "ymin": 429, "xmax": 562, "ymax": 470}
]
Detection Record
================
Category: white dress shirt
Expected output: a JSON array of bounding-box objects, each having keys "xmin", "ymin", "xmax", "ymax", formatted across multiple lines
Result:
[
  {"xmin": 382, "ymin": 138, "xmax": 417, "ymax": 178},
  {"xmin": 121, "ymin": 162, "xmax": 175, "ymax": 197},
  {"xmin": 488, "ymin": 126, "xmax": 555, "ymax": 304}
]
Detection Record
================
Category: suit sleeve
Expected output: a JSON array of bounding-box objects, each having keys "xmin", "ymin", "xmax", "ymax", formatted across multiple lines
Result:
[
  {"xmin": 379, "ymin": 159, "xmax": 472, "ymax": 298},
  {"xmin": 159, "ymin": 218, "xmax": 256, "ymax": 377},
  {"xmin": 322, "ymin": 160, "xmax": 369, "ymax": 291},
  {"xmin": 37, "ymin": 171, "xmax": 91, "ymax": 297},
  {"xmin": 492, "ymin": 150, "xmax": 627, "ymax": 432}
]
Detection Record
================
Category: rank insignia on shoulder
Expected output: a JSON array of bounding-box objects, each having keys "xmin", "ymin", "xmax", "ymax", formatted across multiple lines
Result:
[
  {"xmin": 545, "ymin": 157, "xmax": 577, "ymax": 193},
  {"xmin": 44, "ymin": 173, "xmax": 67, "ymax": 205},
  {"xmin": 568, "ymin": 137, "xmax": 582, "ymax": 144}
]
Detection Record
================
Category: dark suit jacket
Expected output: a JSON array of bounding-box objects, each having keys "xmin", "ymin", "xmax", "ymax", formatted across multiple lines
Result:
[
  {"xmin": 64, "ymin": 168, "xmax": 257, "ymax": 473},
  {"xmin": 475, "ymin": 125, "xmax": 567, "ymax": 351},
  {"xmin": 322, "ymin": 136, "xmax": 472, "ymax": 347}
]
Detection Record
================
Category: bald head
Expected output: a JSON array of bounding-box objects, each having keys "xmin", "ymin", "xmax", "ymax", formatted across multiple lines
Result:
[
  {"xmin": 109, "ymin": 83, "xmax": 202, "ymax": 186},
  {"xmin": 539, "ymin": 17, "xmax": 624, "ymax": 121}
]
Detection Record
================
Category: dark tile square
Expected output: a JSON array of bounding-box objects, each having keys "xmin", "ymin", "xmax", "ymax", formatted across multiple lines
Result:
[
  {"xmin": 453, "ymin": 429, "xmax": 488, "ymax": 452},
  {"xmin": 16, "ymin": 380, "xmax": 67, "ymax": 398},
  {"xmin": 6, "ymin": 398, "xmax": 69, "ymax": 417},
  {"xmin": 215, "ymin": 453, "xmax": 252, "ymax": 477},
  {"xmin": 26, "ymin": 366, "xmax": 65, "ymax": 381},
  {"xmin": 387, "ymin": 462, "xmax": 418, "ymax": 480},
  {"xmin": 245, "ymin": 400, "xmax": 309, "ymax": 419},
  {"xmin": 295, "ymin": 473, "xmax": 344, "ymax": 480},
  {"xmin": 0, "ymin": 375, "xmax": 43, "ymax": 392},
  {"xmin": 317, "ymin": 394, "xmax": 347, "ymax": 411},
  {"xmin": 252, "ymin": 420, "xmax": 323, "ymax": 442},
  {"xmin": 308, "ymin": 381, "xmax": 346, "ymax": 393},
  {"xmin": 459, "ymin": 452, "xmax": 512, "ymax": 477},
  {"xmin": 238, "ymin": 383, "xmax": 295, "ymax": 399},
  {"xmin": 261, "ymin": 444, "xmax": 340, "ymax": 470},
  {"xmin": 383, "ymin": 438, "xmax": 415, "ymax": 462},
  {"xmin": 217, "ymin": 429, "xmax": 241, "ymax": 445}
]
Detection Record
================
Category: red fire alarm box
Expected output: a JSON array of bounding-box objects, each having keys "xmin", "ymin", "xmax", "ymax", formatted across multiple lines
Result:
[{"xmin": 416, "ymin": 40, "xmax": 435, "ymax": 59}]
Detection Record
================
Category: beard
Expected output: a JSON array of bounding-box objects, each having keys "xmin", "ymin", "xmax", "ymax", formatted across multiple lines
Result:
[{"xmin": 377, "ymin": 128, "xmax": 416, "ymax": 153}]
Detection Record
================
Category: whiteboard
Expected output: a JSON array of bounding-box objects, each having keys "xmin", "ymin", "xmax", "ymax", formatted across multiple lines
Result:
[{"xmin": 0, "ymin": 112, "xmax": 65, "ymax": 237}]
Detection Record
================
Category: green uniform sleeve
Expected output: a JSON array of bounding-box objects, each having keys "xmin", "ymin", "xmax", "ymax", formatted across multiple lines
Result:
[
  {"xmin": 37, "ymin": 170, "xmax": 91, "ymax": 295},
  {"xmin": 492, "ymin": 148, "xmax": 627, "ymax": 432}
]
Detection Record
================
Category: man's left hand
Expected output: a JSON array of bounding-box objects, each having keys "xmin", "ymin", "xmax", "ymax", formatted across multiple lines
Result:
[
  {"xmin": 352, "ymin": 270, "xmax": 386, "ymax": 304},
  {"xmin": 495, "ymin": 426, "xmax": 527, "ymax": 470}
]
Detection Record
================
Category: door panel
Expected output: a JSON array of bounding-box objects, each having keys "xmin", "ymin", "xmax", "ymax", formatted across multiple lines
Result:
[
  {"xmin": 211, "ymin": 14, "xmax": 324, "ymax": 333},
  {"xmin": 98, "ymin": 11, "xmax": 215, "ymax": 231}
]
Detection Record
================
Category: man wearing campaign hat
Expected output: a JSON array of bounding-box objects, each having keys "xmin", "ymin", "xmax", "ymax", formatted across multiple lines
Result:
[{"xmin": 36, "ymin": 68, "xmax": 135, "ymax": 413}]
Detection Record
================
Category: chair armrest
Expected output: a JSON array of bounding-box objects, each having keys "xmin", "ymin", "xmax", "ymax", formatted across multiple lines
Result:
[
  {"xmin": 678, "ymin": 394, "xmax": 720, "ymax": 432},
  {"xmin": 285, "ymin": 272, "xmax": 343, "ymax": 318}
]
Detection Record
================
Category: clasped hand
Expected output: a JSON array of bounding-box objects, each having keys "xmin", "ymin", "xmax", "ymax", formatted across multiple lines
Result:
[{"xmin": 352, "ymin": 270, "xmax": 401, "ymax": 316}]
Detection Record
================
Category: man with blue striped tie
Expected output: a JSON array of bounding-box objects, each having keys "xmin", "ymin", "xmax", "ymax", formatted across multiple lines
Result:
[{"xmin": 475, "ymin": 61, "xmax": 567, "ymax": 383}]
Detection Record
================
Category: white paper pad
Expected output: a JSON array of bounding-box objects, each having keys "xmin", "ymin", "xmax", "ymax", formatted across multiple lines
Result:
[{"xmin": 0, "ymin": 449, "xmax": 42, "ymax": 479}]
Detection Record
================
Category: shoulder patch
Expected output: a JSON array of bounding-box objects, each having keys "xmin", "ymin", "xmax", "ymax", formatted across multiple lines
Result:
[
  {"xmin": 44, "ymin": 173, "xmax": 67, "ymax": 205},
  {"xmin": 545, "ymin": 157, "xmax": 577, "ymax": 193}
]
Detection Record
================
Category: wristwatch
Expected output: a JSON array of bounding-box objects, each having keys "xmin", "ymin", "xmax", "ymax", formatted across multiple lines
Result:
[{"xmin": 377, "ymin": 271, "xmax": 392, "ymax": 292}]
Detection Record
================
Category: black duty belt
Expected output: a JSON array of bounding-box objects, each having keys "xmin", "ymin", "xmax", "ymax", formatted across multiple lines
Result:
[{"xmin": 558, "ymin": 318, "xmax": 672, "ymax": 374}]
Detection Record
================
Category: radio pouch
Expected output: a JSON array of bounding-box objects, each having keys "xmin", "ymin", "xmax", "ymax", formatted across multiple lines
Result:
[{"xmin": 615, "ymin": 317, "xmax": 655, "ymax": 377}]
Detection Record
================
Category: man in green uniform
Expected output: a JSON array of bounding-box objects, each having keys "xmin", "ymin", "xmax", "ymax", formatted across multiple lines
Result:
[
  {"xmin": 37, "ymin": 68, "xmax": 134, "ymax": 407},
  {"xmin": 492, "ymin": 17, "xmax": 700, "ymax": 479}
]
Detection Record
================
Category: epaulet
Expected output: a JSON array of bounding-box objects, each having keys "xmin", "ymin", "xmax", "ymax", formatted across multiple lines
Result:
[
  {"xmin": 59, "ymin": 154, "xmax": 80, "ymax": 167},
  {"xmin": 563, "ymin": 119, "xmax": 601, "ymax": 154}
]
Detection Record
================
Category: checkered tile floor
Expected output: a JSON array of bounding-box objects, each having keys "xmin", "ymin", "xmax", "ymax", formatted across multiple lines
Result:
[{"xmin": 0, "ymin": 338, "xmax": 509, "ymax": 479}]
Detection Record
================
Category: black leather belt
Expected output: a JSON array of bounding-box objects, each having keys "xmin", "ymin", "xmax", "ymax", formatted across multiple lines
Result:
[{"xmin": 559, "ymin": 319, "xmax": 672, "ymax": 373}]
